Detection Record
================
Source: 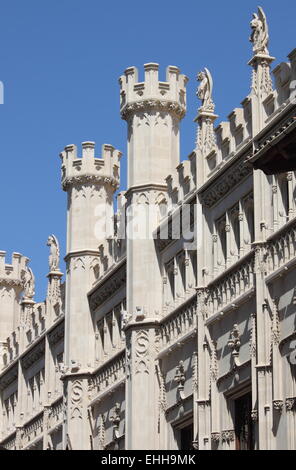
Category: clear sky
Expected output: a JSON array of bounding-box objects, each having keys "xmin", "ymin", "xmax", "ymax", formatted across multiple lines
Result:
[{"xmin": 0, "ymin": 0, "xmax": 295, "ymax": 300}]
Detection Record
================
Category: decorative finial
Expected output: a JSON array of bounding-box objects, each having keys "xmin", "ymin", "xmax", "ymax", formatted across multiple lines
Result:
[
  {"xmin": 196, "ymin": 68, "xmax": 215, "ymax": 113},
  {"xmin": 250, "ymin": 6, "xmax": 269, "ymax": 55},
  {"xmin": 22, "ymin": 266, "xmax": 35, "ymax": 299},
  {"xmin": 47, "ymin": 234, "xmax": 60, "ymax": 272}
]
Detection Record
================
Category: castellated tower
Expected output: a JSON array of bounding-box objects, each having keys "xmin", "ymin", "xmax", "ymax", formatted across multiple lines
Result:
[
  {"xmin": 0, "ymin": 252, "xmax": 28, "ymax": 342},
  {"xmin": 60, "ymin": 141, "xmax": 121, "ymax": 449},
  {"xmin": 119, "ymin": 64, "xmax": 188, "ymax": 449}
]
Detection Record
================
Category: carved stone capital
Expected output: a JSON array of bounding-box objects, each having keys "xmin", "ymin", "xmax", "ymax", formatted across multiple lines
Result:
[
  {"xmin": 211, "ymin": 432, "xmax": 220, "ymax": 442},
  {"xmin": 221, "ymin": 430, "xmax": 235, "ymax": 442},
  {"xmin": 192, "ymin": 440, "xmax": 199, "ymax": 450},
  {"xmin": 251, "ymin": 409, "xmax": 258, "ymax": 421},
  {"xmin": 273, "ymin": 400, "xmax": 284, "ymax": 412},
  {"xmin": 285, "ymin": 398, "xmax": 296, "ymax": 412}
]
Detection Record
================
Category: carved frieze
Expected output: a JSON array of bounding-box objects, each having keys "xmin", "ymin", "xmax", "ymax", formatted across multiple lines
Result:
[
  {"xmin": 62, "ymin": 174, "xmax": 119, "ymax": 191},
  {"xmin": 22, "ymin": 341, "xmax": 45, "ymax": 370},
  {"xmin": 89, "ymin": 262, "xmax": 126, "ymax": 311},
  {"xmin": 121, "ymin": 99, "xmax": 186, "ymax": 121}
]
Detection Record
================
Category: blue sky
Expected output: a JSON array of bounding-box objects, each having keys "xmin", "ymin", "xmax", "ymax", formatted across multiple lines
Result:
[{"xmin": 0, "ymin": 0, "xmax": 295, "ymax": 300}]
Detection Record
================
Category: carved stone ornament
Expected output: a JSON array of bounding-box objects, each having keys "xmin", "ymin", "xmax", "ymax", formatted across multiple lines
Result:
[
  {"xmin": 250, "ymin": 7, "xmax": 269, "ymax": 55},
  {"xmin": 228, "ymin": 324, "xmax": 241, "ymax": 367},
  {"xmin": 174, "ymin": 360, "xmax": 186, "ymax": 401},
  {"xmin": 210, "ymin": 341, "xmax": 218, "ymax": 382},
  {"xmin": 211, "ymin": 432, "xmax": 220, "ymax": 442},
  {"xmin": 192, "ymin": 440, "xmax": 199, "ymax": 450},
  {"xmin": 273, "ymin": 400, "xmax": 284, "ymax": 412},
  {"xmin": 62, "ymin": 174, "xmax": 119, "ymax": 191},
  {"xmin": 121, "ymin": 99, "xmax": 186, "ymax": 121},
  {"xmin": 197, "ymin": 68, "xmax": 215, "ymax": 113},
  {"xmin": 285, "ymin": 398, "xmax": 296, "ymax": 412},
  {"xmin": 251, "ymin": 409, "xmax": 258, "ymax": 421},
  {"xmin": 70, "ymin": 380, "xmax": 83, "ymax": 420},
  {"xmin": 135, "ymin": 329, "xmax": 150, "ymax": 374},
  {"xmin": 221, "ymin": 430, "xmax": 235, "ymax": 442},
  {"xmin": 22, "ymin": 266, "xmax": 35, "ymax": 299},
  {"xmin": 110, "ymin": 403, "xmax": 121, "ymax": 440},
  {"xmin": 47, "ymin": 234, "xmax": 60, "ymax": 272},
  {"xmin": 121, "ymin": 309, "xmax": 132, "ymax": 329},
  {"xmin": 271, "ymin": 298, "xmax": 280, "ymax": 346},
  {"xmin": 98, "ymin": 414, "xmax": 105, "ymax": 450},
  {"xmin": 250, "ymin": 312, "xmax": 257, "ymax": 358}
]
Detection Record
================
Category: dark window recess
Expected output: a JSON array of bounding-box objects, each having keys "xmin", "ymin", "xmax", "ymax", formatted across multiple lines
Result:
[
  {"xmin": 180, "ymin": 424, "xmax": 193, "ymax": 450},
  {"xmin": 234, "ymin": 392, "xmax": 254, "ymax": 450}
]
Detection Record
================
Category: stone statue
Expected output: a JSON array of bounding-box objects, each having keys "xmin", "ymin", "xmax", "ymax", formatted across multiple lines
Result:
[
  {"xmin": 22, "ymin": 267, "xmax": 35, "ymax": 299},
  {"xmin": 47, "ymin": 234, "xmax": 60, "ymax": 271},
  {"xmin": 250, "ymin": 6, "xmax": 269, "ymax": 55},
  {"xmin": 196, "ymin": 68, "xmax": 214, "ymax": 112}
]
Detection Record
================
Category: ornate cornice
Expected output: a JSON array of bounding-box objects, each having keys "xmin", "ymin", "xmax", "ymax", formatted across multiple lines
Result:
[
  {"xmin": 199, "ymin": 157, "xmax": 252, "ymax": 208},
  {"xmin": 62, "ymin": 174, "xmax": 119, "ymax": 191},
  {"xmin": 0, "ymin": 364, "xmax": 18, "ymax": 391},
  {"xmin": 22, "ymin": 340, "xmax": 45, "ymax": 370},
  {"xmin": 89, "ymin": 262, "xmax": 126, "ymax": 311},
  {"xmin": 217, "ymin": 360, "xmax": 251, "ymax": 386},
  {"xmin": 250, "ymin": 114, "xmax": 296, "ymax": 162},
  {"xmin": 120, "ymin": 99, "xmax": 186, "ymax": 121},
  {"xmin": 48, "ymin": 322, "xmax": 64, "ymax": 346}
]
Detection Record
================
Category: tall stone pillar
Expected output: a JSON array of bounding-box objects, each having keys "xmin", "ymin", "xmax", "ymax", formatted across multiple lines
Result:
[
  {"xmin": 248, "ymin": 8, "xmax": 275, "ymax": 449},
  {"xmin": 119, "ymin": 63, "xmax": 188, "ymax": 449},
  {"xmin": 60, "ymin": 141, "xmax": 121, "ymax": 449}
]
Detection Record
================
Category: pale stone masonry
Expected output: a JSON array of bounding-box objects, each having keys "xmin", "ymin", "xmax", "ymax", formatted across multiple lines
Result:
[{"xmin": 1, "ymin": 8, "xmax": 296, "ymax": 450}]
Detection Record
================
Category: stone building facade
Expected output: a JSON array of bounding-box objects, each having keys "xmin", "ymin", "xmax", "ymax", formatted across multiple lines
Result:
[{"xmin": 0, "ymin": 8, "xmax": 296, "ymax": 450}]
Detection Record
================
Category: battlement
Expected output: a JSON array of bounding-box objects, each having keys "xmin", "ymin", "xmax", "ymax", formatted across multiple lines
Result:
[
  {"xmin": 119, "ymin": 63, "xmax": 188, "ymax": 119},
  {"xmin": 166, "ymin": 153, "xmax": 196, "ymax": 208},
  {"xmin": 0, "ymin": 252, "xmax": 28, "ymax": 288},
  {"xmin": 199, "ymin": 48, "xmax": 296, "ymax": 180},
  {"xmin": 60, "ymin": 142, "xmax": 122, "ymax": 191}
]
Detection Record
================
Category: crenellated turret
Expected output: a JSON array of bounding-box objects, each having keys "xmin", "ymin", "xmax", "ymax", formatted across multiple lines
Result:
[
  {"xmin": 60, "ymin": 142, "xmax": 121, "ymax": 253},
  {"xmin": 0, "ymin": 252, "xmax": 28, "ymax": 341},
  {"xmin": 119, "ymin": 63, "xmax": 187, "ymax": 117},
  {"xmin": 60, "ymin": 142, "xmax": 121, "ymax": 192},
  {"xmin": 119, "ymin": 63, "xmax": 188, "ymax": 188}
]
